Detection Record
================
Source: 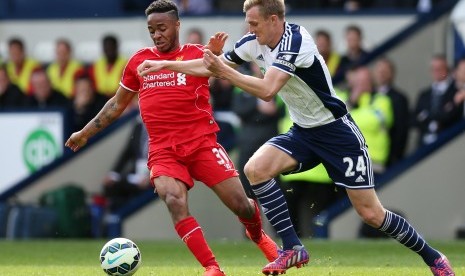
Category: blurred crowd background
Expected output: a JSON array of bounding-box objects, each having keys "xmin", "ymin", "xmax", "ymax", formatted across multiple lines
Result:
[{"xmin": 0, "ymin": 0, "xmax": 447, "ymax": 18}]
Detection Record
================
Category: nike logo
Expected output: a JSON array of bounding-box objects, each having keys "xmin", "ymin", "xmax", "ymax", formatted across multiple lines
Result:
[
  {"xmin": 396, "ymin": 231, "xmax": 407, "ymax": 241},
  {"xmin": 108, "ymin": 253, "xmax": 126, "ymax": 264}
]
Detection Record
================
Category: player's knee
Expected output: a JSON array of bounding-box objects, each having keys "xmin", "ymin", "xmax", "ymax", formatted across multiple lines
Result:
[
  {"xmin": 164, "ymin": 191, "xmax": 183, "ymax": 207},
  {"xmin": 163, "ymin": 192, "xmax": 188, "ymax": 218},
  {"xmin": 244, "ymin": 159, "xmax": 270, "ymax": 184},
  {"xmin": 357, "ymin": 208, "xmax": 382, "ymax": 228}
]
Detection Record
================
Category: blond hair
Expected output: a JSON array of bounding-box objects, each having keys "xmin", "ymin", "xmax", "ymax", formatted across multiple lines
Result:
[{"xmin": 243, "ymin": 0, "xmax": 285, "ymax": 19}]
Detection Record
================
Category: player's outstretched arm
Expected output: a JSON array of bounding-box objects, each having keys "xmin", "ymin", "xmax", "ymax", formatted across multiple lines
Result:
[
  {"xmin": 65, "ymin": 87, "xmax": 135, "ymax": 152},
  {"xmin": 138, "ymin": 59, "xmax": 212, "ymax": 77},
  {"xmin": 203, "ymin": 49, "xmax": 291, "ymax": 101},
  {"xmin": 137, "ymin": 32, "xmax": 227, "ymax": 77}
]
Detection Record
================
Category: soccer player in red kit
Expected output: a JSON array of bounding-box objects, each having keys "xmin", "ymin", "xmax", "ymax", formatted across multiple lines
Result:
[{"xmin": 65, "ymin": 1, "xmax": 278, "ymax": 275}]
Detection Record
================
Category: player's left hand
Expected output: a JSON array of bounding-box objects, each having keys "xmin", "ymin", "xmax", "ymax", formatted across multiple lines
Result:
[
  {"xmin": 205, "ymin": 32, "xmax": 228, "ymax": 56},
  {"xmin": 65, "ymin": 131, "xmax": 88, "ymax": 152},
  {"xmin": 137, "ymin": 60, "xmax": 165, "ymax": 77}
]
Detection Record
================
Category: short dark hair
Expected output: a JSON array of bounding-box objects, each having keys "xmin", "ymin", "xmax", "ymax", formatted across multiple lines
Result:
[
  {"xmin": 377, "ymin": 56, "xmax": 396, "ymax": 76},
  {"xmin": 145, "ymin": 0, "xmax": 179, "ymax": 20},
  {"xmin": 432, "ymin": 53, "xmax": 446, "ymax": 61},
  {"xmin": 8, "ymin": 37, "xmax": 24, "ymax": 50},
  {"xmin": 315, "ymin": 29, "xmax": 331, "ymax": 41},
  {"xmin": 103, "ymin": 34, "xmax": 118, "ymax": 47},
  {"xmin": 455, "ymin": 57, "xmax": 465, "ymax": 68},
  {"xmin": 56, "ymin": 38, "xmax": 72, "ymax": 51},
  {"xmin": 0, "ymin": 64, "xmax": 7, "ymax": 74},
  {"xmin": 346, "ymin": 24, "xmax": 362, "ymax": 37}
]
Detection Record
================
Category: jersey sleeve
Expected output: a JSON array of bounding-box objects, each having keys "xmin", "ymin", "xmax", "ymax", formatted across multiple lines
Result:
[
  {"xmin": 120, "ymin": 54, "xmax": 141, "ymax": 92},
  {"xmin": 272, "ymin": 25, "xmax": 318, "ymax": 76},
  {"xmin": 223, "ymin": 33, "xmax": 255, "ymax": 66}
]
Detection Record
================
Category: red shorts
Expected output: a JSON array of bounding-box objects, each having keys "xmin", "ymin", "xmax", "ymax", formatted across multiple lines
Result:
[{"xmin": 148, "ymin": 133, "xmax": 238, "ymax": 188}]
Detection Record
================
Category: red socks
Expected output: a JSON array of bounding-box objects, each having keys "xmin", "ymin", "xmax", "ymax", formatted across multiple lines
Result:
[
  {"xmin": 238, "ymin": 199, "xmax": 263, "ymax": 241},
  {"xmin": 174, "ymin": 201, "xmax": 262, "ymax": 269},
  {"xmin": 175, "ymin": 216, "xmax": 218, "ymax": 268}
]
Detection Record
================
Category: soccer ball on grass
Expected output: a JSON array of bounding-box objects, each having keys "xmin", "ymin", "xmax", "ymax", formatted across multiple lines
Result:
[{"xmin": 100, "ymin": 237, "xmax": 141, "ymax": 275}]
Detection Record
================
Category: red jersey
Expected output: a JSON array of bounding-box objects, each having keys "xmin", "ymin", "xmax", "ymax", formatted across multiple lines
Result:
[{"xmin": 120, "ymin": 44, "xmax": 219, "ymax": 151}]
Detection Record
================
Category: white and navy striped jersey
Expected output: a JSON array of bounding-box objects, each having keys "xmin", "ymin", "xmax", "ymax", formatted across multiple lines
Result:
[{"xmin": 223, "ymin": 22, "xmax": 348, "ymax": 128}]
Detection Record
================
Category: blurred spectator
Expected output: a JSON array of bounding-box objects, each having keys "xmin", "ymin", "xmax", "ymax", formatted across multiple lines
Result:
[
  {"xmin": 174, "ymin": 0, "xmax": 212, "ymax": 15},
  {"xmin": 210, "ymin": 77, "xmax": 238, "ymax": 152},
  {"xmin": 88, "ymin": 35, "xmax": 127, "ymax": 98},
  {"xmin": 47, "ymin": 38, "xmax": 85, "ymax": 98},
  {"xmin": 413, "ymin": 54, "xmax": 462, "ymax": 147},
  {"xmin": 5, "ymin": 37, "xmax": 42, "ymax": 95},
  {"xmin": 453, "ymin": 58, "xmax": 465, "ymax": 118},
  {"xmin": 90, "ymin": 116, "xmax": 150, "ymax": 237},
  {"xmin": 71, "ymin": 74, "xmax": 107, "ymax": 131},
  {"xmin": 373, "ymin": 57, "xmax": 410, "ymax": 166},
  {"xmin": 335, "ymin": 24, "xmax": 368, "ymax": 81},
  {"xmin": 102, "ymin": 118, "xmax": 151, "ymax": 212},
  {"xmin": 231, "ymin": 63, "xmax": 285, "ymax": 197},
  {"xmin": 25, "ymin": 70, "xmax": 71, "ymax": 110},
  {"xmin": 315, "ymin": 29, "xmax": 341, "ymax": 78},
  {"xmin": 0, "ymin": 65, "xmax": 27, "ymax": 109},
  {"xmin": 340, "ymin": 66, "xmax": 393, "ymax": 174},
  {"xmin": 210, "ymin": 78, "xmax": 234, "ymax": 111},
  {"xmin": 185, "ymin": 27, "xmax": 205, "ymax": 44}
]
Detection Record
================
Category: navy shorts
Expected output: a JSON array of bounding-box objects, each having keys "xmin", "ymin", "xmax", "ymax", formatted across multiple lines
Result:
[{"xmin": 267, "ymin": 114, "xmax": 375, "ymax": 189}]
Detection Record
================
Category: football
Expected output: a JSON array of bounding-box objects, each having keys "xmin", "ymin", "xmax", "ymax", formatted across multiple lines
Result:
[{"xmin": 99, "ymin": 237, "xmax": 142, "ymax": 275}]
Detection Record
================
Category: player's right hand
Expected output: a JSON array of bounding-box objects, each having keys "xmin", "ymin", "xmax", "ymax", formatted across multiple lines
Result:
[
  {"xmin": 65, "ymin": 131, "xmax": 88, "ymax": 152},
  {"xmin": 137, "ymin": 60, "xmax": 164, "ymax": 77}
]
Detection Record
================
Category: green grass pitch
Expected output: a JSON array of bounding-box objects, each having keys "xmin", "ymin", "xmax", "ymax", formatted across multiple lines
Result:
[{"xmin": 1, "ymin": 239, "xmax": 463, "ymax": 275}]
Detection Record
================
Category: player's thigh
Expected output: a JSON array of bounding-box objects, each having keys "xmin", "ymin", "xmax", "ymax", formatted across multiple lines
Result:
[
  {"xmin": 253, "ymin": 126, "xmax": 323, "ymax": 179},
  {"xmin": 153, "ymin": 176, "xmax": 190, "ymax": 222},
  {"xmin": 246, "ymin": 144, "xmax": 298, "ymax": 181},
  {"xmin": 153, "ymin": 176, "xmax": 188, "ymax": 202}
]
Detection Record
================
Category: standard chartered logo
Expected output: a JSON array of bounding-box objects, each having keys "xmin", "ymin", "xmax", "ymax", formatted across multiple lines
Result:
[
  {"xmin": 142, "ymin": 72, "xmax": 187, "ymax": 89},
  {"xmin": 22, "ymin": 129, "xmax": 59, "ymax": 172}
]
